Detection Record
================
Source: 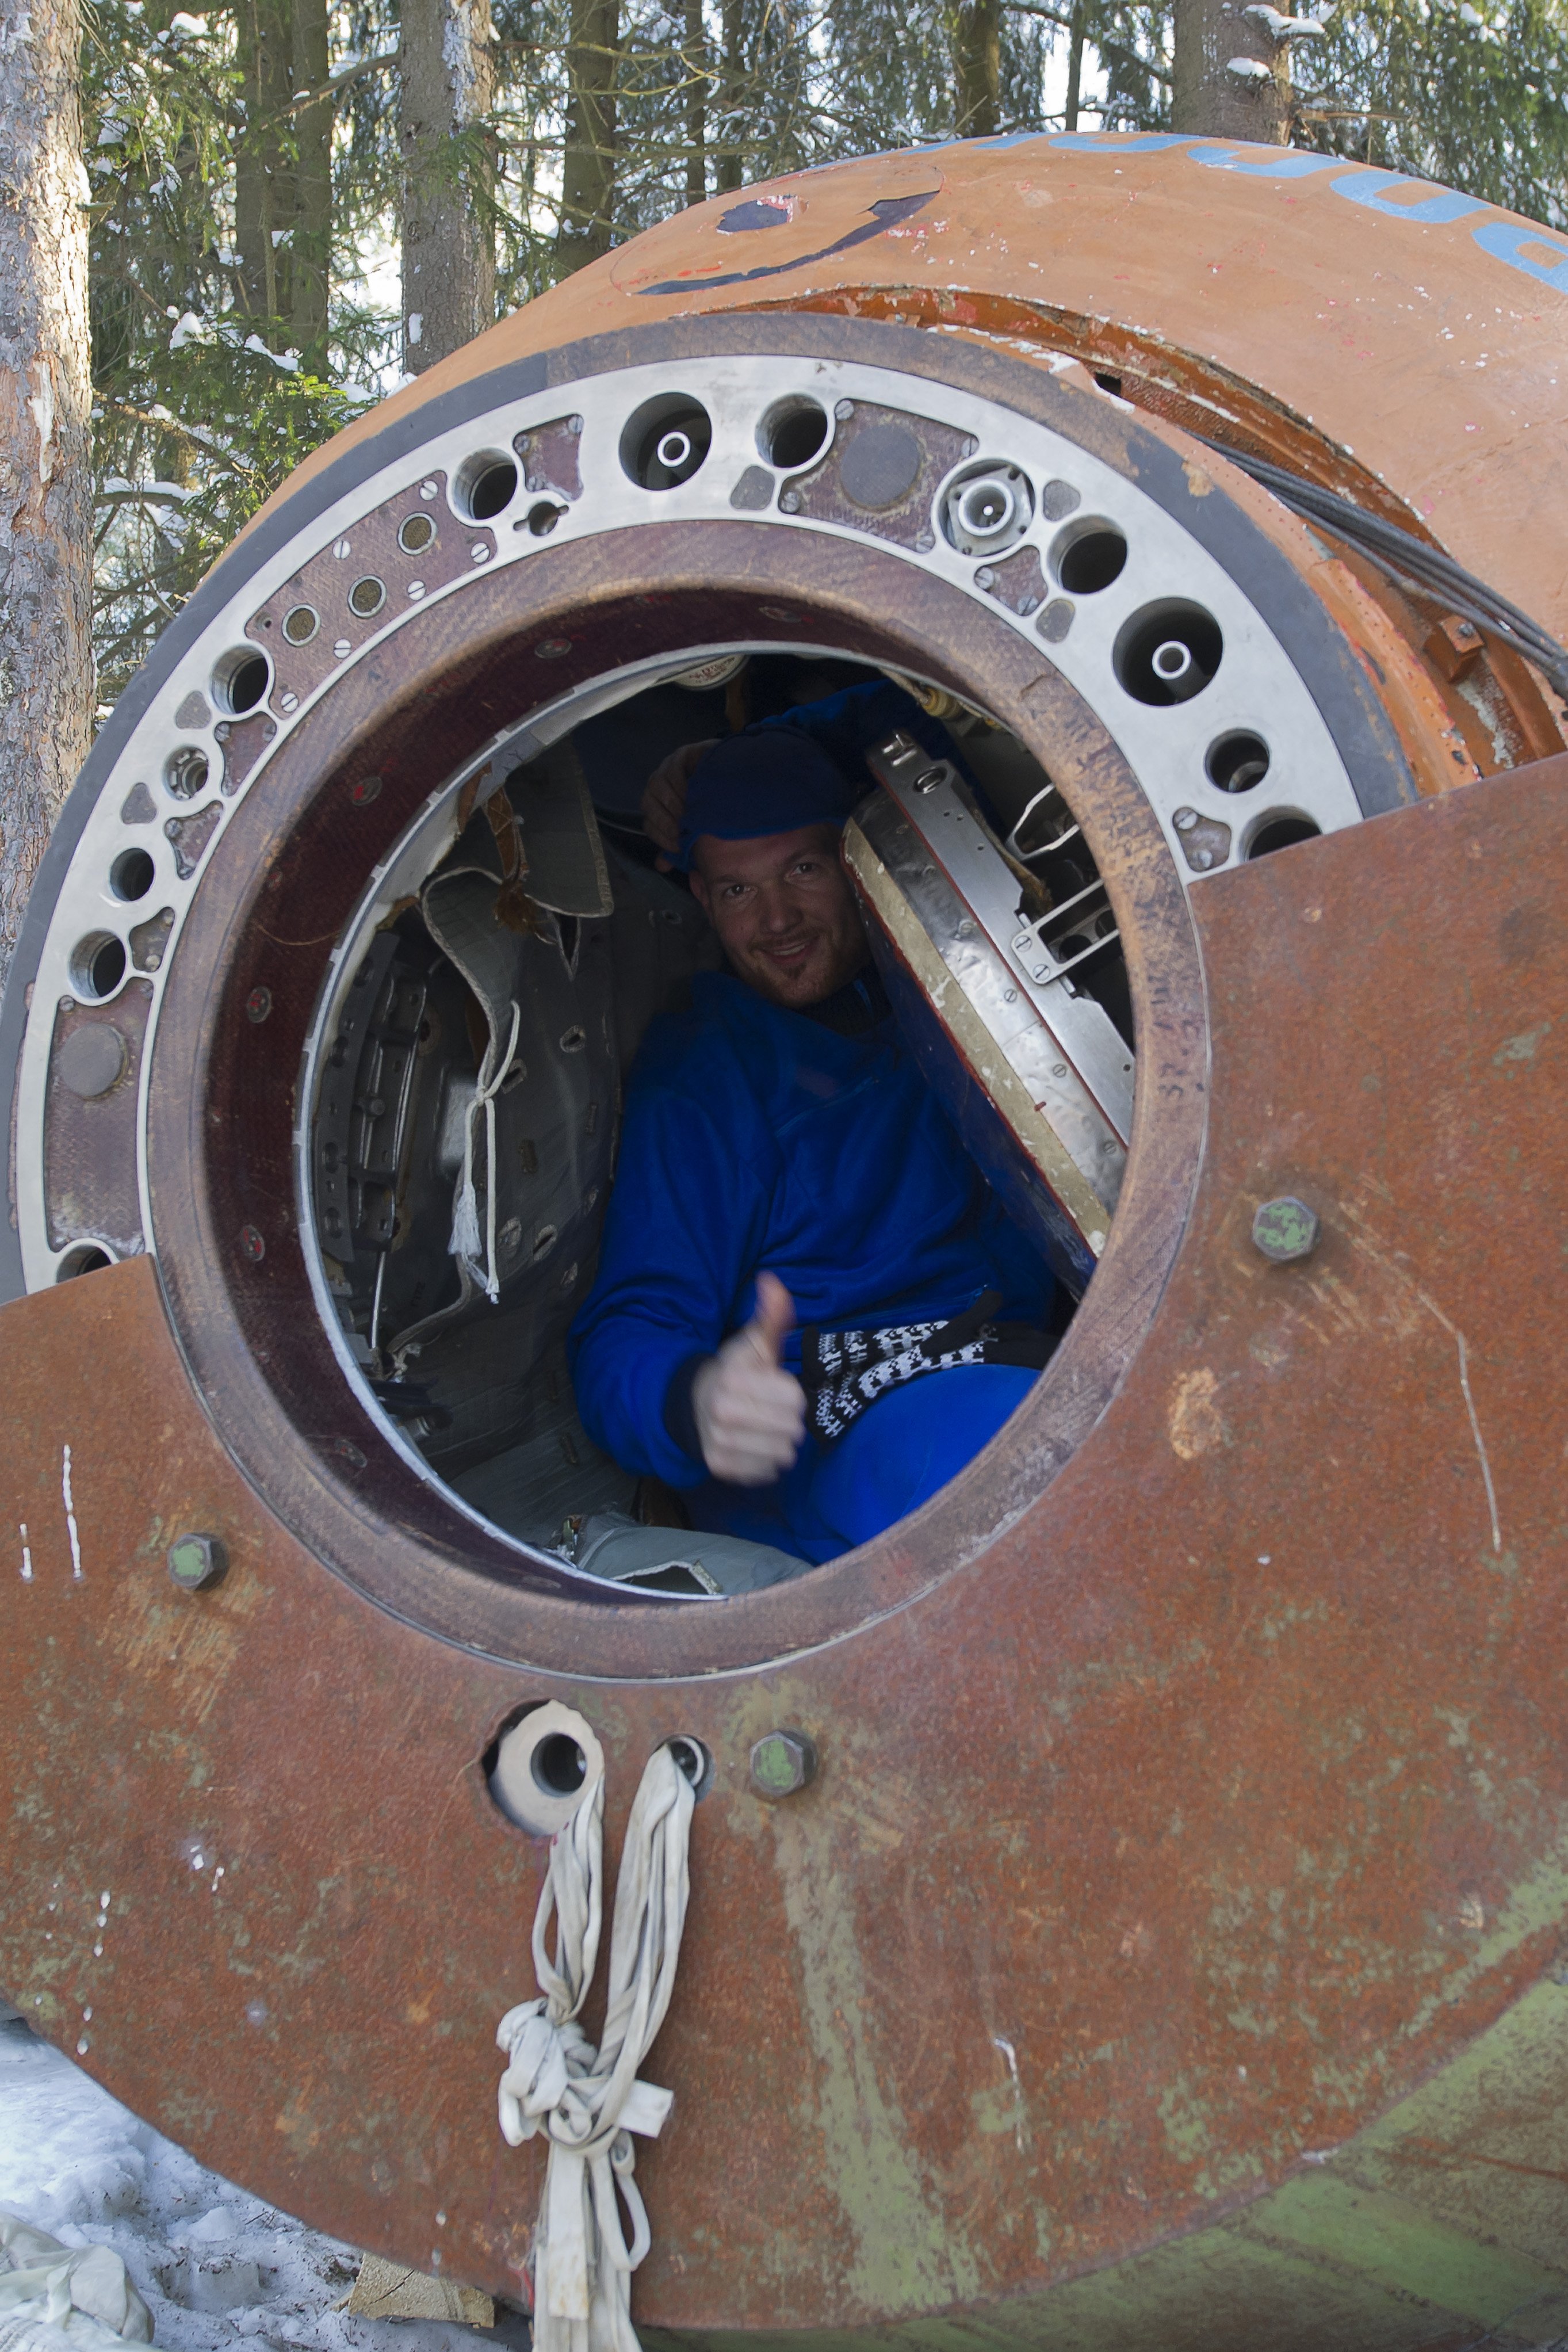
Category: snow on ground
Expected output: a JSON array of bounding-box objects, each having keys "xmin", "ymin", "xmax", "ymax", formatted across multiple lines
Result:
[{"xmin": 0, "ymin": 2012, "xmax": 523, "ymax": 2352}]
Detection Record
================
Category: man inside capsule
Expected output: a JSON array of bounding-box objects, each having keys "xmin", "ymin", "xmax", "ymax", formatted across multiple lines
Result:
[{"xmin": 568, "ymin": 690, "xmax": 1054, "ymax": 1567}]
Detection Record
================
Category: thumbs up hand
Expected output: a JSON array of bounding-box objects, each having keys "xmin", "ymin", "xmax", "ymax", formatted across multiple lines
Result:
[{"xmin": 691, "ymin": 1274, "xmax": 807, "ymax": 1485}]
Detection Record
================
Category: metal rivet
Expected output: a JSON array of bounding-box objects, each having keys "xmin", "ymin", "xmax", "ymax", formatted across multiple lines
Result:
[
  {"xmin": 168, "ymin": 1533, "xmax": 227, "ymax": 1591},
  {"xmin": 749, "ymin": 1730, "xmax": 817, "ymax": 1800},
  {"xmin": 1252, "ymin": 1196, "xmax": 1320, "ymax": 1264},
  {"xmin": 245, "ymin": 987, "xmax": 272, "ymax": 1024}
]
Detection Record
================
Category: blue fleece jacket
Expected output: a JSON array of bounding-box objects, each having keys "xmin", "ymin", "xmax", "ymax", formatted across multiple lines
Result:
[{"xmin": 568, "ymin": 973, "xmax": 1050, "ymax": 1490}]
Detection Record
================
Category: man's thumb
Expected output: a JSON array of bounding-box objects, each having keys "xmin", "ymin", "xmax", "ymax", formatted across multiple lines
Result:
[{"xmin": 746, "ymin": 1272, "xmax": 795, "ymax": 1366}]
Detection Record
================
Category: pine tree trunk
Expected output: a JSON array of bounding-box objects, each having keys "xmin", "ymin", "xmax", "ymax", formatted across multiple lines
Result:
[
  {"xmin": 1172, "ymin": 0, "xmax": 1290, "ymax": 139},
  {"xmin": 556, "ymin": 0, "xmax": 619, "ymax": 272},
  {"xmin": 290, "ymin": 0, "xmax": 332, "ymax": 372},
  {"xmin": 713, "ymin": 0, "xmax": 742, "ymax": 193},
  {"xmin": 953, "ymin": 0, "xmax": 1001, "ymax": 136},
  {"xmin": 1064, "ymin": 0, "xmax": 1085, "ymax": 128},
  {"xmin": 0, "ymin": 0, "xmax": 93, "ymax": 985},
  {"xmin": 400, "ymin": 0, "xmax": 496, "ymax": 369},
  {"xmin": 683, "ymin": 0, "xmax": 706, "ymax": 207},
  {"xmin": 234, "ymin": 0, "xmax": 295, "ymax": 333}
]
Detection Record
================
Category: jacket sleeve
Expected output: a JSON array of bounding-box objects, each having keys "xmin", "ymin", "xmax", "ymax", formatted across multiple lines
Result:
[
  {"xmin": 752, "ymin": 681, "xmax": 968, "ymax": 782},
  {"xmin": 567, "ymin": 1072, "xmax": 774, "ymax": 1488}
]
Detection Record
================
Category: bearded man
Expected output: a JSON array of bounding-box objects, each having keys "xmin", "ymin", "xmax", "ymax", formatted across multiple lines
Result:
[{"xmin": 568, "ymin": 694, "xmax": 1053, "ymax": 1567}]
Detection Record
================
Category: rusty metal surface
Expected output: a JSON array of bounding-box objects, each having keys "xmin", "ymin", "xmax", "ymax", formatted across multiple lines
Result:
[
  {"xmin": 43, "ymin": 979, "xmax": 151, "ymax": 1256},
  {"xmin": 251, "ymin": 139, "xmax": 1568, "ymax": 648},
  {"xmin": 2, "ymin": 756, "xmax": 1565, "ymax": 2343}
]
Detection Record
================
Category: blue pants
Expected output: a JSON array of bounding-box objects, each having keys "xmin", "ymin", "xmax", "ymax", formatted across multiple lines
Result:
[{"xmin": 687, "ymin": 1364, "xmax": 1039, "ymax": 1564}]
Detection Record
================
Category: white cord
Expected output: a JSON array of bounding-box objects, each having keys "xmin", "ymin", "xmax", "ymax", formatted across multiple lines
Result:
[
  {"xmin": 496, "ymin": 1745, "xmax": 695, "ymax": 2352},
  {"xmin": 449, "ymin": 999, "xmax": 521, "ymax": 1305}
]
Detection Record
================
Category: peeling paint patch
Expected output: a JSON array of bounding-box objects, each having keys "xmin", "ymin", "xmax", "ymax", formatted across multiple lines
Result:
[
  {"xmin": 61, "ymin": 1445, "xmax": 82, "ymax": 1579},
  {"xmin": 1168, "ymin": 1367, "xmax": 1229, "ymax": 1459},
  {"xmin": 767, "ymin": 1805, "xmax": 979, "ymax": 2312},
  {"xmin": 1493, "ymin": 1018, "xmax": 1550, "ymax": 1066}
]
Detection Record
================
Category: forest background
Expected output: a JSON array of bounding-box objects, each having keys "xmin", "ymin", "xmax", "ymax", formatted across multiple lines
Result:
[
  {"xmin": 2, "ymin": 0, "xmax": 1568, "ymax": 965},
  {"xmin": 78, "ymin": 0, "xmax": 1568, "ymax": 707}
]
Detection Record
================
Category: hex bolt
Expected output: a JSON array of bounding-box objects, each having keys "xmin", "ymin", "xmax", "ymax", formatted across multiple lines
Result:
[
  {"xmin": 1252, "ymin": 1196, "xmax": 1320, "ymax": 1264},
  {"xmin": 749, "ymin": 1729, "xmax": 817, "ymax": 1800},
  {"xmin": 167, "ymin": 1533, "xmax": 228, "ymax": 1592}
]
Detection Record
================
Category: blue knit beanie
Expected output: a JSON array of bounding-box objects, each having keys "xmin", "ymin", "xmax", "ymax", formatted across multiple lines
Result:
[{"xmin": 676, "ymin": 728, "xmax": 859, "ymax": 870}]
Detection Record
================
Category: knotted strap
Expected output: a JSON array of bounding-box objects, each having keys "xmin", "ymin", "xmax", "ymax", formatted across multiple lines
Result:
[{"xmin": 496, "ymin": 1745, "xmax": 695, "ymax": 2352}]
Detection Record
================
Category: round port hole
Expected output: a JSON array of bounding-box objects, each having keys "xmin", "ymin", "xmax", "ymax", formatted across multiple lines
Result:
[
  {"xmin": 110, "ymin": 848, "xmax": 155, "ymax": 902},
  {"xmin": 1114, "ymin": 601, "xmax": 1223, "ymax": 706},
  {"xmin": 1054, "ymin": 521, "xmax": 1129, "ymax": 595},
  {"xmin": 1248, "ymin": 813, "xmax": 1322, "ymax": 858},
  {"xmin": 1207, "ymin": 731, "xmax": 1271, "ymax": 793}
]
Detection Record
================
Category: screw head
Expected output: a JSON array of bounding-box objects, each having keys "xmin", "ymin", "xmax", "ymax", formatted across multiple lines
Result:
[
  {"xmin": 245, "ymin": 986, "xmax": 272, "ymax": 1024},
  {"xmin": 1252, "ymin": 1195, "xmax": 1320, "ymax": 1263},
  {"xmin": 749, "ymin": 1729, "xmax": 817, "ymax": 1800},
  {"xmin": 168, "ymin": 1533, "xmax": 227, "ymax": 1591}
]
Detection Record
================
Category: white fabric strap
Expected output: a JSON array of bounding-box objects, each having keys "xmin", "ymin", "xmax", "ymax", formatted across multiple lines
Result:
[
  {"xmin": 0, "ymin": 2213, "xmax": 152, "ymax": 2352},
  {"xmin": 449, "ymin": 998, "xmax": 522, "ymax": 1304},
  {"xmin": 496, "ymin": 1745, "xmax": 695, "ymax": 2352}
]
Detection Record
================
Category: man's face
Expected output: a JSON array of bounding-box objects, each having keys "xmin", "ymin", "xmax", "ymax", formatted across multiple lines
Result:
[{"xmin": 690, "ymin": 823, "xmax": 869, "ymax": 1010}]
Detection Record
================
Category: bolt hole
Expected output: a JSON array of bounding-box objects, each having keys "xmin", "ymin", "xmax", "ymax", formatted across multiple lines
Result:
[
  {"xmin": 532, "ymin": 1732, "xmax": 587, "ymax": 1796},
  {"xmin": 621, "ymin": 395, "xmax": 712, "ymax": 491},
  {"xmin": 71, "ymin": 933, "xmax": 127, "ymax": 1001},
  {"xmin": 55, "ymin": 1244, "xmax": 114, "ymax": 1281},
  {"xmin": 1207, "ymin": 731, "xmax": 1271, "ymax": 793},
  {"xmin": 109, "ymin": 848, "xmax": 155, "ymax": 902},
  {"xmin": 165, "ymin": 745, "xmax": 210, "ymax": 800},
  {"xmin": 1054, "ymin": 521, "xmax": 1128, "ymax": 595},
  {"xmin": 453, "ymin": 452, "xmax": 519, "ymax": 522},
  {"xmin": 1248, "ymin": 812, "xmax": 1322, "ymax": 858},
  {"xmin": 211, "ymin": 647, "xmax": 270, "ymax": 715},
  {"xmin": 1114, "ymin": 601, "xmax": 1223, "ymax": 707},
  {"xmin": 760, "ymin": 396, "xmax": 828, "ymax": 471},
  {"xmin": 668, "ymin": 1736, "xmax": 713, "ymax": 1798}
]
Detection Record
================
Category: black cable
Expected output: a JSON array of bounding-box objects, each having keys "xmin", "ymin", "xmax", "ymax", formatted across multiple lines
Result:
[{"xmin": 1199, "ymin": 437, "xmax": 1568, "ymax": 703}]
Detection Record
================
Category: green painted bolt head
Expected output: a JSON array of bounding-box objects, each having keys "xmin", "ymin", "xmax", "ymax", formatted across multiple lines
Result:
[
  {"xmin": 167, "ymin": 1533, "xmax": 227, "ymax": 1591},
  {"xmin": 1252, "ymin": 1196, "xmax": 1320, "ymax": 1265},
  {"xmin": 749, "ymin": 1729, "xmax": 817, "ymax": 1801}
]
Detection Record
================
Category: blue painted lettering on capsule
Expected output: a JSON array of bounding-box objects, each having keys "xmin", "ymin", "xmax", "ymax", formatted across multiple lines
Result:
[
  {"xmin": 1472, "ymin": 216, "xmax": 1568, "ymax": 291},
  {"xmin": 1330, "ymin": 172, "xmax": 1490, "ymax": 224},
  {"xmin": 1047, "ymin": 132, "xmax": 1190, "ymax": 152},
  {"xmin": 1188, "ymin": 143, "xmax": 1341, "ymax": 176}
]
